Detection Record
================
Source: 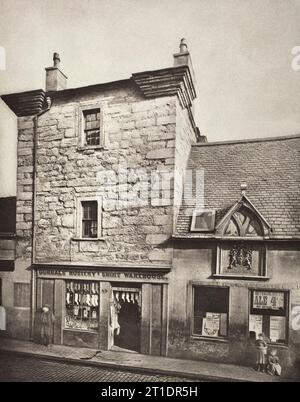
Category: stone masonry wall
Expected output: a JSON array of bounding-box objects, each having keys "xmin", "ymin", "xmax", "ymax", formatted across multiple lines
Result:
[
  {"xmin": 173, "ymin": 103, "xmax": 197, "ymax": 229},
  {"xmin": 17, "ymin": 83, "xmax": 184, "ymax": 266},
  {"xmin": 16, "ymin": 116, "xmax": 34, "ymax": 260}
]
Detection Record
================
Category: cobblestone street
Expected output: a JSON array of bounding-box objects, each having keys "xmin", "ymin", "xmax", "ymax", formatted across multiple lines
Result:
[{"xmin": 0, "ymin": 353, "xmax": 198, "ymax": 382}]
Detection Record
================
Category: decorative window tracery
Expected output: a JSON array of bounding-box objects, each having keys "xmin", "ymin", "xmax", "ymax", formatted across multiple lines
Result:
[
  {"xmin": 215, "ymin": 197, "xmax": 270, "ymax": 279},
  {"xmin": 223, "ymin": 206, "xmax": 263, "ymax": 237}
]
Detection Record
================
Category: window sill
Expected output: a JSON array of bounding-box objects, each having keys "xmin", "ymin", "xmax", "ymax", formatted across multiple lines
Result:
[
  {"xmin": 77, "ymin": 145, "xmax": 104, "ymax": 151},
  {"xmin": 266, "ymin": 342, "xmax": 288, "ymax": 349},
  {"xmin": 64, "ymin": 328, "xmax": 99, "ymax": 334},
  {"xmin": 212, "ymin": 274, "xmax": 269, "ymax": 281},
  {"xmin": 71, "ymin": 237, "xmax": 106, "ymax": 242},
  {"xmin": 248, "ymin": 341, "xmax": 288, "ymax": 349},
  {"xmin": 191, "ymin": 335, "xmax": 229, "ymax": 344},
  {"xmin": 0, "ymin": 232, "xmax": 16, "ymax": 239}
]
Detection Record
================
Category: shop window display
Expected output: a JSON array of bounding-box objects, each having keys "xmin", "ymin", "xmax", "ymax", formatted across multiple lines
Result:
[
  {"xmin": 193, "ymin": 286, "xmax": 229, "ymax": 338},
  {"xmin": 65, "ymin": 281, "xmax": 99, "ymax": 331},
  {"xmin": 249, "ymin": 290, "xmax": 288, "ymax": 344}
]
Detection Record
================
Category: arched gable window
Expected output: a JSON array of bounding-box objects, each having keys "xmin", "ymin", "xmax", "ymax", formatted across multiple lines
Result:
[
  {"xmin": 223, "ymin": 206, "xmax": 264, "ymax": 237},
  {"xmin": 215, "ymin": 195, "xmax": 271, "ymax": 278},
  {"xmin": 216, "ymin": 195, "xmax": 271, "ymax": 238}
]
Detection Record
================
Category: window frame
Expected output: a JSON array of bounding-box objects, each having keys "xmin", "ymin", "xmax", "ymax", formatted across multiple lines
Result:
[
  {"xmin": 78, "ymin": 103, "xmax": 105, "ymax": 150},
  {"xmin": 248, "ymin": 288, "xmax": 289, "ymax": 346},
  {"xmin": 81, "ymin": 200, "xmax": 98, "ymax": 239},
  {"xmin": 191, "ymin": 284, "xmax": 230, "ymax": 341},
  {"xmin": 190, "ymin": 209, "xmax": 216, "ymax": 232},
  {"xmin": 75, "ymin": 196, "xmax": 102, "ymax": 241}
]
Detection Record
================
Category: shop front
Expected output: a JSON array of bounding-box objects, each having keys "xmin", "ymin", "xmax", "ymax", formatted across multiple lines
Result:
[{"xmin": 34, "ymin": 265, "xmax": 169, "ymax": 356}]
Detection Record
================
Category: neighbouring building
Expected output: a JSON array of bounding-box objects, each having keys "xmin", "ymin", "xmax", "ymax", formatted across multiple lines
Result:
[{"xmin": 0, "ymin": 40, "xmax": 299, "ymax": 376}]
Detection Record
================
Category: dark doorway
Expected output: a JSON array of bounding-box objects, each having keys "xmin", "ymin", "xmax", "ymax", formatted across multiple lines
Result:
[{"xmin": 114, "ymin": 300, "xmax": 141, "ymax": 352}]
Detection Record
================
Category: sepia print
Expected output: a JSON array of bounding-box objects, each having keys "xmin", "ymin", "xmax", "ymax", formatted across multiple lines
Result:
[{"xmin": 0, "ymin": 0, "xmax": 299, "ymax": 386}]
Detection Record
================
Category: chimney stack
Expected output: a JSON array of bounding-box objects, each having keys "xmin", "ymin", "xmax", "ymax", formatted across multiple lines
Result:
[
  {"xmin": 45, "ymin": 52, "xmax": 67, "ymax": 92},
  {"xmin": 173, "ymin": 38, "xmax": 195, "ymax": 85}
]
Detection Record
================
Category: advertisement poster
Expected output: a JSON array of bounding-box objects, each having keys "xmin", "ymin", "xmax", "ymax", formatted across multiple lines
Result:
[
  {"xmin": 253, "ymin": 291, "xmax": 284, "ymax": 310},
  {"xmin": 202, "ymin": 313, "xmax": 220, "ymax": 337},
  {"xmin": 249, "ymin": 314, "xmax": 263, "ymax": 337},
  {"xmin": 270, "ymin": 316, "xmax": 286, "ymax": 342}
]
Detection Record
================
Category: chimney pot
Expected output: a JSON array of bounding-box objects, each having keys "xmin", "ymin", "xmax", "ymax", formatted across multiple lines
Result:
[
  {"xmin": 53, "ymin": 52, "xmax": 61, "ymax": 68},
  {"xmin": 173, "ymin": 38, "xmax": 195, "ymax": 86},
  {"xmin": 45, "ymin": 52, "xmax": 67, "ymax": 92},
  {"xmin": 179, "ymin": 38, "xmax": 188, "ymax": 53}
]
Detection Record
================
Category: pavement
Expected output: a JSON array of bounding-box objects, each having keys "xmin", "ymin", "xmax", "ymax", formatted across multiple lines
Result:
[{"xmin": 0, "ymin": 337, "xmax": 296, "ymax": 382}]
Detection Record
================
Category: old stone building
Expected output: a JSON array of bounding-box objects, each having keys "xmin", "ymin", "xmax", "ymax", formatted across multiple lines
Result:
[{"xmin": 0, "ymin": 40, "xmax": 299, "ymax": 375}]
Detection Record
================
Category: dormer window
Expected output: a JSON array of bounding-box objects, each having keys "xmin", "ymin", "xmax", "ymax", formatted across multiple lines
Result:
[
  {"xmin": 223, "ymin": 207, "xmax": 263, "ymax": 237},
  {"xmin": 214, "ymin": 195, "xmax": 271, "ymax": 279},
  {"xmin": 190, "ymin": 209, "xmax": 215, "ymax": 232}
]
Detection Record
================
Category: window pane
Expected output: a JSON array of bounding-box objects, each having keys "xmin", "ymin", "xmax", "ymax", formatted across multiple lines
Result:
[
  {"xmin": 65, "ymin": 281, "xmax": 99, "ymax": 331},
  {"xmin": 82, "ymin": 220, "xmax": 97, "ymax": 238},
  {"xmin": 82, "ymin": 201, "xmax": 97, "ymax": 220},
  {"xmin": 81, "ymin": 201, "xmax": 98, "ymax": 238},
  {"xmin": 250, "ymin": 290, "xmax": 286, "ymax": 316},
  {"xmin": 193, "ymin": 286, "xmax": 229, "ymax": 337},
  {"xmin": 194, "ymin": 286, "xmax": 229, "ymax": 314},
  {"xmin": 0, "ymin": 197, "xmax": 16, "ymax": 233},
  {"xmin": 249, "ymin": 290, "xmax": 287, "ymax": 344},
  {"xmin": 83, "ymin": 108, "xmax": 100, "ymax": 146},
  {"xmin": 86, "ymin": 130, "xmax": 100, "ymax": 146}
]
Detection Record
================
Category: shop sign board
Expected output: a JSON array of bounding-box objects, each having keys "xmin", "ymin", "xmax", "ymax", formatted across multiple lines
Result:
[{"xmin": 36, "ymin": 267, "xmax": 168, "ymax": 283}]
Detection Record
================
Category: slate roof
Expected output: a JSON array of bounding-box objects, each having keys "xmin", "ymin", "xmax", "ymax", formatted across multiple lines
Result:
[{"xmin": 175, "ymin": 134, "xmax": 300, "ymax": 239}]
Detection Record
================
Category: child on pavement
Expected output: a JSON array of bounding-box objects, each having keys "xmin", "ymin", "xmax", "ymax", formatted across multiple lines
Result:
[
  {"xmin": 267, "ymin": 349, "xmax": 282, "ymax": 376},
  {"xmin": 255, "ymin": 333, "xmax": 268, "ymax": 372}
]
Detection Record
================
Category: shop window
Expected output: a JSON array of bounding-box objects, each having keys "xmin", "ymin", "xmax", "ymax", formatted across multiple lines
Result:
[
  {"xmin": 193, "ymin": 286, "xmax": 229, "ymax": 338},
  {"xmin": 190, "ymin": 209, "xmax": 215, "ymax": 232},
  {"xmin": 65, "ymin": 281, "xmax": 99, "ymax": 331},
  {"xmin": 249, "ymin": 290, "xmax": 288, "ymax": 344}
]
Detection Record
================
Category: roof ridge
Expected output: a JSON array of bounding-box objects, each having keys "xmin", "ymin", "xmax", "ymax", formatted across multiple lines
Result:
[{"xmin": 193, "ymin": 133, "xmax": 300, "ymax": 147}]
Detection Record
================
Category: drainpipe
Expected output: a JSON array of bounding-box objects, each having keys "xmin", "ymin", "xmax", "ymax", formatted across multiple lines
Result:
[{"xmin": 30, "ymin": 96, "xmax": 52, "ymax": 340}]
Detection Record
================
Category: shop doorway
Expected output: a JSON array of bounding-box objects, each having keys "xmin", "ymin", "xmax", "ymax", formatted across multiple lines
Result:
[{"xmin": 110, "ymin": 286, "xmax": 141, "ymax": 353}]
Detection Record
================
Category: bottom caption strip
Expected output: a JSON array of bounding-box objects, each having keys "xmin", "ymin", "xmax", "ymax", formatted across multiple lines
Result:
[{"xmin": 99, "ymin": 386, "xmax": 199, "ymax": 399}]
